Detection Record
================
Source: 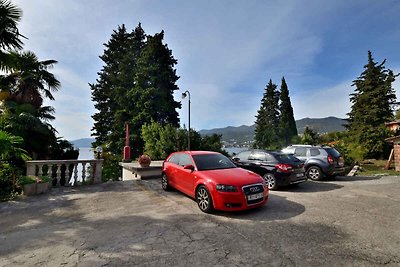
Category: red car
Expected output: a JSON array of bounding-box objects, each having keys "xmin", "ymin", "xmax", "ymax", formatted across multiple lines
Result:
[{"xmin": 162, "ymin": 151, "xmax": 269, "ymax": 213}]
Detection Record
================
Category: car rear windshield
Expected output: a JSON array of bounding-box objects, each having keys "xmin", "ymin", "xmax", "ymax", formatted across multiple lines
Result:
[
  {"xmin": 273, "ymin": 153, "xmax": 301, "ymax": 163},
  {"xmin": 325, "ymin": 148, "xmax": 341, "ymax": 158},
  {"xmin": 192, "ymin": 154, "xmax": 237, "ymax": 171}
]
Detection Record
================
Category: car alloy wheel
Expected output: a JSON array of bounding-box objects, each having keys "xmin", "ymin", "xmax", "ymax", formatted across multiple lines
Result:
[
  {"xmin": 307, "ymin": 166, "xmax": 322, "ymax": 181},
  {"xmin": 196, "ymin": 185, "xmax": 213, "ymax": 213},
  {"xmin": 263, "ymin": 173, "xmax": 277, "ymax": 190},
  {"xmin": 161, "ymin": 173, "xmax": 170, "ymax": 191}
]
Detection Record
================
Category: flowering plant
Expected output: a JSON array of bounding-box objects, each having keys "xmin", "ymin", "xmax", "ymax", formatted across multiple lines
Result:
[
  {"xmin": 138, "ymin": 154, "xmax": 151, "ymax": 166},
  {"xmin": 20, "ymin": 175, "xmax": 51, "ymax": 185}
]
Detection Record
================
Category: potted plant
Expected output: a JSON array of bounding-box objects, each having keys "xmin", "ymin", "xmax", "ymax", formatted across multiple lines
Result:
[
  {"xmin": 19, "ymin": 176, "xmax": 37, "ymax": 196},
  {"xmin": 138, "ymin": 154, "xmax": 151, "ymax": 167},
  {"xmin": 19, "ymin": 175, "xmax": 51, "ymax": 196},
  {"xmin": 36, "ymin": 176, "xmax": 51, "ymax": 194}
]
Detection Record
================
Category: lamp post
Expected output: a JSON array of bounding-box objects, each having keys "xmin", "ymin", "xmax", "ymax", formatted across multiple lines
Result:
[
  {"xmin": 182, "ymin": 90, "xmax": 191, "ymax": 151},
  {"xmin": 95, "ymin": 146, "xmax": 103, "ymax": 160}
]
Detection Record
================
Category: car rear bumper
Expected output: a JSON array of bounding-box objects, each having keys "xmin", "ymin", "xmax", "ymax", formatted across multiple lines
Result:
[
  {"xmin": 323, "ymin": 166, "xmax": 346, "ymax": 176},
  {"xmin": 276, "ymin": 172, "xmax": 307, "ymax": 186}
]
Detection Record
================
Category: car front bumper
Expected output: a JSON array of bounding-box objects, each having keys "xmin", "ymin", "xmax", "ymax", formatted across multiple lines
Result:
[{"xmin": 211, "ymin": 189, "xmax": 268, "ymax": 211}]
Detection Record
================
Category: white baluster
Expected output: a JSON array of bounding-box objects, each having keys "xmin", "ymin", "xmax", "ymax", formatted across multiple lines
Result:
[
  {"xmin": 38, "ymin": 164, "xmax": 43, "ymax": 176},
  {"xmin": 64, "ymin": 163, "xmax": 70, "ymax": 186},
  {"xmin": 73, "ymin": 163, "xmax": 78, "ymax": 186},
  {"xmin": 56, "ymin": 164, "xmax": 62, "ymax": 186},
  {"xmin": 90, "ymin": 162, "xmax": 95, "ymax": 184},
  {"xmin": 82, "ymin": 162, "xmax": 86, "ymax": 183}
]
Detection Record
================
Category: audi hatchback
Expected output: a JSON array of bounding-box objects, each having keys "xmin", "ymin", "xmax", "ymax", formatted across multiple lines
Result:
[{"xmin": 162, "ymin": 151, "xmax": 268, "ymax": 213}]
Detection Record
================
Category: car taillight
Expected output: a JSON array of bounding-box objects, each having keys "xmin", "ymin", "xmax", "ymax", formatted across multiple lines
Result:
[
  {"xmin": 327, "ymin": 155, "xmax": 334, "ymax": 165},
  {"xmin": 276, "ymin": 163, "xmax": 293, "ymax": 172}
]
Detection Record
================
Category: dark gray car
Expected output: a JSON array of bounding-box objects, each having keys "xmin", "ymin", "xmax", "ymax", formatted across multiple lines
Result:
[{"xmin": 281, "ymin": 145, "xmax": 345, "ymax": 181}]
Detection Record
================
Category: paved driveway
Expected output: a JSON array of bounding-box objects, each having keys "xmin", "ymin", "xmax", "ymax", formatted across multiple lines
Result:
[{"xmin": 1, "ymin": 175, "xmax": 400, "ymax": 266}]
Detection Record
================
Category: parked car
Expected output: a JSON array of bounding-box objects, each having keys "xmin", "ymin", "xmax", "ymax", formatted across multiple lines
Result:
[
  {"xmin": 162, "ymin": 151, "xmax": 268, "ymax": 213},
  {"xmin": 281, "ymin": 145, "xmax": 345, "ymax": 181},
  {"xmin": 232, "ymin": 149, "xmax": 306, "ymax": 190}
]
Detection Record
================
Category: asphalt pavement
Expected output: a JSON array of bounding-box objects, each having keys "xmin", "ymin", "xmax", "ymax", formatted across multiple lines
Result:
[{"xmin": 0, "ymin": 175, "xmax": 399, "ymax": 266}]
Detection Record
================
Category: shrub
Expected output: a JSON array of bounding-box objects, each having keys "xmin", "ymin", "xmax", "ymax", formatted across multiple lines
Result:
[
  {"xmin": 0, "ymin": 163, "xmax": 20, "ymax": 200},
  {"xmin": 101, "ymin": 152, "xmax": 121, "ymax": 181}
]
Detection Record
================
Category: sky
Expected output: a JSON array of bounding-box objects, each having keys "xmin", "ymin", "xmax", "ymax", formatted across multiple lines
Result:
[{"xmin": 12, "ymin": 0, "xmax": 400, "ymax": 141}]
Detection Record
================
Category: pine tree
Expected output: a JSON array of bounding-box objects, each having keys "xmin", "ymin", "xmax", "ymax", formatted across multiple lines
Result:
[
  {"xmin": 278, "ymin": 77, "xmax": 297, "ymax": 145},
  {"xmin": 347, "ymin": 51, "xmax": 397, "ymax": 158},
  {"xmin": 254, "ymin": 79, "xmax": 280, "ymax": 149},
  {"xmin": 90, "ymin": 24, "xmax": 132, "ymax": 152},
  {"xmin": 90, "ymin": 24, "xmax": 181, "ymax": 156}
]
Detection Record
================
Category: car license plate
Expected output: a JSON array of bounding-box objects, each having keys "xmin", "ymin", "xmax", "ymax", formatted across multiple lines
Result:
[
  {"xmin": 247, "ymin": 193, "xmax": 263, "ymax": 201},
  {"xmin": 296, "ymin": 173, "xmax": 304, "ymax": 177}
]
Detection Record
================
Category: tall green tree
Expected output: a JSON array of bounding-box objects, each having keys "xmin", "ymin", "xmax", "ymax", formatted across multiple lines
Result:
[
  {"xmin": 301, "ymin": 127, "xmax": 320, "ymax": 145},
  {"xmin": 91, "ymin": 24, "xmax": 137, "ymax": 153},
  {"xmin": 254, "ymin": 79, "xmax": 280, "ymax": 149},
  {"xmin": 91, "ymin": 24, "xmax": 181, "ymax": 157},
  {"xmin": 347, "ymin": 51, "xmax": 397, "ymax": 158},
  {"xmin": 278, "ymin": 77, "xmax": 297, "ymax": 145}
]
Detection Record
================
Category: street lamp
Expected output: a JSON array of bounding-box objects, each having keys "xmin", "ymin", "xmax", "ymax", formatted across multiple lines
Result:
[
  {"xmin": 95, "ymin": 146, "xmax": 103, "ymax": 160},
  {"xmin": 182, "ymin": 90, "xmax": 191, "ymax": 151}
]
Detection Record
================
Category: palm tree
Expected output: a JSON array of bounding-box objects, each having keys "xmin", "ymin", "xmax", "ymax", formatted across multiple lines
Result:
[
  {"xmin": 0, "ymin": 0, "xmax": 24, "ymax": 50},
  {"xmin": 1, "ymin": 51, "xmax": 60, "ymax": 108},
  {"xmin": 0, "ymin": 130, "xmax": 30, "ymax": 161}
]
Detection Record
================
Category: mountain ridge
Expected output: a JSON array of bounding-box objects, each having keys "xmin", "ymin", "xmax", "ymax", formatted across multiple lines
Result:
[{"xmin": 70, "ymin": 117, "xmax": 347, "ymax": 147}]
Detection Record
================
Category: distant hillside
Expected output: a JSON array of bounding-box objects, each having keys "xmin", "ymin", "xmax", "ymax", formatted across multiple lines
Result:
[
  {"xmin": 70, "ymin": 138, "xmax": 95, "ymax": 148},
  {"xmin": 199, "ymin": 116, "xmax": 347, "ymax": 144},
  {"xmin": 199, "ymin": 124, "xmax": 256, "ymax": 143},
  {"xmin": 71, "ymin": 117, "xmax": 346, "ymax": 147},
  {"xmin": 296, "ymin": 116, "xmax": 347, "ymax": 134}
]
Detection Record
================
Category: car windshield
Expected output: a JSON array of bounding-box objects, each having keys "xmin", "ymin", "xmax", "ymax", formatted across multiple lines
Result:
[{"xmin": 192, "ymin": 154, "xmax": 237, "ymax": 171}]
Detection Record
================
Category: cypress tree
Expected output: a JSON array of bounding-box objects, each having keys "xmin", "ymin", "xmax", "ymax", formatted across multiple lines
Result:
[
  {"xmin": 254, "ymin": 79, "xmax": 280, "ymax": 149},
  {"xmin": 347, "ymin": 51, "xmax": 397, "ymax": 158},
  {"xmin": 278, "ymin": 77, "xmax": 297, "ymax": 145}
]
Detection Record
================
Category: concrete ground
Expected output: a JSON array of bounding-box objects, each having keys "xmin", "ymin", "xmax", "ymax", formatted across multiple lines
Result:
[{"xmin": 0, "ymin": 175, "xmax": 399, "ymax": 266}]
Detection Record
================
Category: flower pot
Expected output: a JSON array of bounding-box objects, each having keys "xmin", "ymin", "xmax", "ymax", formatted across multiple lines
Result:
[
  {"xmin": 36, "ymin": 182, "xmax": 50, "ymax": 194},
  {"xmin": 139, "ymin": 162, "xmax": 150, "ymax": 167},
  {"xmin": 22, "ymin": 184, "xmax": 37, "ymax": 196}
]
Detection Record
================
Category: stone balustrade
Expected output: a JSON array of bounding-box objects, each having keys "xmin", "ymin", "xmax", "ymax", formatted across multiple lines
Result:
[{"xmin": 26, "ymin": 159, "xmax": 103, "ymax": 186}]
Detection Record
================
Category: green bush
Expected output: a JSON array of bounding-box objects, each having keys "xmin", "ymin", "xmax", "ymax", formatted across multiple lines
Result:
[
  {"xmin": 19, "ymin": 175, "xmax": 37, "ymax": 185},
  {"xmin": 0, "ymin": 163, "xmax": 20, "ymax": 200},
  {"xmin": 101, "ymin": 152, "xmax": 121, "ymax": 181}
]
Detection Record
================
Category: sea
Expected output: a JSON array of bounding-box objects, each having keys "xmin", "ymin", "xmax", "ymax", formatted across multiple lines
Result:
[
  {"xmin": 78, "ymin": 147, "xmax": 95, "ymax": 160},
  {"xmin": 77, "ymin": 147, "xmax": 247, "ymax": 160}
]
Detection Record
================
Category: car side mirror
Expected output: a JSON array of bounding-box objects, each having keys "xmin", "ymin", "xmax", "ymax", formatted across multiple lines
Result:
[
  {"xmin": 232, "ymin": 157, "xmax": 240, "ymax": 162},
  {"xmin": 183, "ymin": 164, "xmax": 195, "ymax": 172}
]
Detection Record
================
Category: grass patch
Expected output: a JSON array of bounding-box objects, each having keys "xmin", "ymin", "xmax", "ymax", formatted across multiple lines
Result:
[{"xmin": 357, "ymin": 159, "xmax": 399, "ymax": 176}]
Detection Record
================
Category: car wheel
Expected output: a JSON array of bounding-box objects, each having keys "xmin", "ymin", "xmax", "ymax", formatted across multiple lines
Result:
[
  {"xmin": 196, "ymin": 185, "xmax": 214, "ymax": 213},
  {"xmin": 263, "ymin": 173, "xmax": 278, "ymax": 190},
  {"xmin": 161, "ymin": 173, "xmax": 170, "ymax": 191},
  {"xmin": 307, "ymin": 166, "xmax": 323, "ymax": 181}
]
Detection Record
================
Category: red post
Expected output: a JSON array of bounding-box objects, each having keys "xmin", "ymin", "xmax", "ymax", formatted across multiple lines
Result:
[{"xmin": 123, "ymin": 123, "xmax": 130, "ymax": 162}]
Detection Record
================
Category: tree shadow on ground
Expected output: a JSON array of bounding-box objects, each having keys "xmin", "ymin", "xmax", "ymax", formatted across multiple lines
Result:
[
  {"xmin": 331, "ymin": 175, "xmax": 383, "ymax": 182},
  {"xmin": 277, "ymin": 180, "xmax": 343, "ymax": 193}
]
